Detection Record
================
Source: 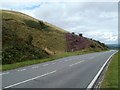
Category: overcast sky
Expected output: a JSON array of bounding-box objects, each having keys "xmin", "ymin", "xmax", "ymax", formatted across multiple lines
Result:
[{"xmin": 1, "ymin": 0, "xmax": 118, "ymax": 44}]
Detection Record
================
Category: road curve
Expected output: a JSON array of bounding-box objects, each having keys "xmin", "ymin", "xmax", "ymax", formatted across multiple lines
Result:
[{"xmin": 1, "ymin": 50, "xmax": 117, "ymax": 89}]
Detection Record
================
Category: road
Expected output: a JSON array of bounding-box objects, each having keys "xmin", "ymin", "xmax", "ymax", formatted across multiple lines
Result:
[{"xmin": 1, "ymin": 50, "xmax": 117, "ymax": 89}]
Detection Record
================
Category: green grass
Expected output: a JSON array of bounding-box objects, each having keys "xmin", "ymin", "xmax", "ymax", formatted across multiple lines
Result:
[
  {"xmin": 2, "ymin": 10, "xmax": 67, "ymax": 64},
  {"xmin": 1, "ymin": 49, "xmax": 108, "ymax": 71},
  {"xmin": 100, "ymin": 50, "xmax": 119, "ymax": 89},
  {"xmin": 2, "ymin": 9, "xmax": 108, "ymax": 65},
  {"xmin": 1, "ymin": 9, "xmax": 109, "ymax": 71}
]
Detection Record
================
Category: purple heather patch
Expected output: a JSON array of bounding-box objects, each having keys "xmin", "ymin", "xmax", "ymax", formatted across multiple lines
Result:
[{"xmin": 66, "ymin": 33, "xmax": 90, "ymax": 52}]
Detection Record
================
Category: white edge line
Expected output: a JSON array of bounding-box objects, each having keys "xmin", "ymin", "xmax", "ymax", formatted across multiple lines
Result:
[
  {"xmin": 4, "ymin": 70, "xmax": 56, "ymax": 89},
  {"xmin": 87, "ymin": 51, "xmax": 118, "ymax": 89}
]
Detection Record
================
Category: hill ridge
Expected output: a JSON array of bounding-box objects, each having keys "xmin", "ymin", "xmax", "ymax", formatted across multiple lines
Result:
[{"xmin": 2, "ymin": 10, "xmax": 108, "ymax": 64}]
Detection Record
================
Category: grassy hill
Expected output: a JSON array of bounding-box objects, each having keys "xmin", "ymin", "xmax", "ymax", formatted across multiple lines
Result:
[
  {"xmin": 66, "ymin": 33, "xmax": 107, "ymax": 52},
  {"xmin": 2, "ymin": 10, "xmax": 108, "ymax": 65}
]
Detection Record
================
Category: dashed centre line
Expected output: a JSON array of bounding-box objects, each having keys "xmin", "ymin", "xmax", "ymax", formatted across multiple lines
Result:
[
  {"xmin": 89, "ymin": 57, "xmax": 95, "ymax": 59},
  {"xmin": 69, "ymin": 60, "xmax": 84, "ymax": 67},
  {"xmin": 4, "ymin": 70, "xmax": 57, "ymax": 89},
  {"xmin": 0, "ymin": 72, "xmax": 9, "ymax": 75},
  {"xmin": 59, "ymin": 61, "xmax": 63, "ymax": 62},
  {"xmin": 32, "ymin": 66, "xmax": 39, "ymax": 69},
  {"xmin": 65, "ymin": 60, "xmax": 69, "ymax": 61},
  {"xmin": 43, "ymin": 64, "xmax": 48, "ymax": 66},
  {"xmin": 68, "ymin": 59, "xmax": 73, "ymax": 61},
  {"xmin": 17, "ymin": 69, "xmax": 26, "ymax": 72}
]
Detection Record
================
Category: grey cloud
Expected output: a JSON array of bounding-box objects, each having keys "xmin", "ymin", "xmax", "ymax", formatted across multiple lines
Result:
[{"xmin": 1, "ymin": 1, "xmax": 118, "ymax": 44}]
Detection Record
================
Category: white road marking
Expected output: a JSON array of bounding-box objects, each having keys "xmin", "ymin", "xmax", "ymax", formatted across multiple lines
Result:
[
  {"xmin": 76, "ymin": 58, "xmax": 80, "ymax": 59},
  {"xmin": 59, "ymin": 61, "xmax": 63, "ymax": 62},
  {"xmin": 65, "ymin": 60, "xmax": 69, "ymax": 61},
  {"xmin": 68, "ymin": 59, "xmax": 73, "ymax": 61},
  {"xmin": 50, "ymin": 61, "xmax": 55, "ymax": 63},
  {"xmin": 89, "ymin": 57, "xmax": 95, "ymax": 60},
  {"xmin": 4, "ymin": 70, "xmax": 56, "ymax": 89},
  {"xmin": 0, "ymin": 72, "xmax": 9, "ymax": 75},
  {"xmin": 32, "ymin": 66, "xmax": 39, "ymax": 69},
  {"xmin": 43, "ymin": 64, "xmax": 48, "ymax": 66},
  {"xmin": 69, "ymin": 60, "xmax": 84, "ymax": 67},
  {"xmin": 17, "ymin": 69, "xmax": 26, "ymax": 72},
  {"xmin": 87, "ymin": 51, "xmax": 118, "ymax": 88}
]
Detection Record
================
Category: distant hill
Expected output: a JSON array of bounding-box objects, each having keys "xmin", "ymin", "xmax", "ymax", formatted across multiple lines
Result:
[
  {"xmin": 2, "ymin": 10, "xmax": 108, "ymax": 64},
  {"xmin": 106, "ymin": 44, "xmax": 120, "ymax": 50}
]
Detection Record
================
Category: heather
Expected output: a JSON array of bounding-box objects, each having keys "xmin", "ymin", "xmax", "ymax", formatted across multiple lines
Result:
[
  {"xmin": 66, "ymin": 33, "xmax": 90, "ymax": 51},
  {"xmin": 2, "ymin": 10, "xmax": 108, "ymax": 65},
  {"xmin": 66, "ymin": 33, "xmax": 108, "ymax": 52}
]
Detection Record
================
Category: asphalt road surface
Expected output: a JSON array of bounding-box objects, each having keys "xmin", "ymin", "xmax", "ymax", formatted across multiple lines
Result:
[{"xmin": 1, "ymin": 50, "xmax": 117, "ymax": 89}]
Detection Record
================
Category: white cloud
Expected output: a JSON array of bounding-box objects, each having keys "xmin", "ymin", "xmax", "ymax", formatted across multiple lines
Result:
[
  {"xmin": 84, "ymin": 31, "xmax": 118, "ymax": 43},
  {"xmin": 1, "ymin": 1, "xmax": 118, "ymax": 44}
]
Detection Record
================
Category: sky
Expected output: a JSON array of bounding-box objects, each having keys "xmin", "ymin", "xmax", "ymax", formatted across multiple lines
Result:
[{"xmin": 0, "ymin": 0, "xmax": 119, "ymax": 44}]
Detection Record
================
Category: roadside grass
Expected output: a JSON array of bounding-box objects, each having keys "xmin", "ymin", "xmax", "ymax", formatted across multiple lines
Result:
[
  {"xmin": 2, "ymin": 10, "xmax": 109, "ymax": 65},
  {"xmin": 1, "ymin": 49, "xmax": 108, "ymax": 71},
  {"xmin": 2, "ymin": 10, "xmax": 109, "ymax": 71},
  {"xmin": 100, "ymin": 50, "xmax": 119, "ymax": 89}
]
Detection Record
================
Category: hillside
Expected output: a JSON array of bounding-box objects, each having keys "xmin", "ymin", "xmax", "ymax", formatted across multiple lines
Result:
[
  {"xmin": 66, "ymin": 33, "xmax": 107, "ymax": 52},
  {"xmin": 2, "ymin": 10, "xmax": 108, "ymax": 65}
]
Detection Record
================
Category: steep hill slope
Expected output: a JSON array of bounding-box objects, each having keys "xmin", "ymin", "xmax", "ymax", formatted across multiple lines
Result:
[
  {"xmin": 66, "ymin": 33, "xmax": 108, "ymax": 52},
  {"xmin": 2, "ymin": 10, "xmax": 67, "ymax": 64},
  {"xmin": 2, "ymin": 10, "xmax": 108, "ymax": 64}
]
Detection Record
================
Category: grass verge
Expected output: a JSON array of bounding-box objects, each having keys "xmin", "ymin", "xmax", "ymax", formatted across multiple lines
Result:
[
  {"xmin": 1, "ymin": 49, "xmax": 108, "ymax": 72},
  {"xmin": 100, "ymin": 50, "xmax": 119, "ymax": 89}
]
